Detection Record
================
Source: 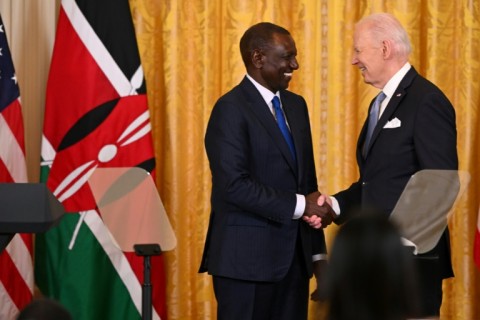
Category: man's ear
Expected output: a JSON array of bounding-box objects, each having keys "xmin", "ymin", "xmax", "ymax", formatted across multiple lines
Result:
[
  {"xmin": 382, "ymin": 40, "xmax": 393, "ymax": 59},
  {"xmin": 252, "ymin": 49, "xmax": 264, "ymax": 68}
]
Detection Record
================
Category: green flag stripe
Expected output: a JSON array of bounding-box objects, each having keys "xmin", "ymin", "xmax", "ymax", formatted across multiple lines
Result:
[
  {"xmin": 35, "ymin": 214, "xmax": 141, "ymax": 319},
  {"xmin": 37, "ymin": 159, "xmax": 141, "ymax": 319}
]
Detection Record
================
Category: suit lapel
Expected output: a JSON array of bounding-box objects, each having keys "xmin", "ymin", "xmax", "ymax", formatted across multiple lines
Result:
[
  {"xmin": 363, "ymin": 67, "xmax": 418, "ymax": 158},
  {"xmin": 239, "ymin": 78, "xmax": 298, "ymax": 173}
]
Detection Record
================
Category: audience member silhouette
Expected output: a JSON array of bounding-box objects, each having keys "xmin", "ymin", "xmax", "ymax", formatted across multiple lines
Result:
[
  {"xmin": 17, "ymin": 298, "xmax": 72, "ymax": 320},
  {"xmin": 324, "ymin": 212, "xmax": 420, "ymax": 320}
]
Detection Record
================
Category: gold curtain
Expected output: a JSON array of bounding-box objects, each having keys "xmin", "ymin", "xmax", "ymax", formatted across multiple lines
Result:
[
  {"xmin": 7, "ymin": 0, "xmax": 478, "ymax": 318},
  {"xmin": 130, "ymin": 0, "xmax": 480, "ymax": 319}
]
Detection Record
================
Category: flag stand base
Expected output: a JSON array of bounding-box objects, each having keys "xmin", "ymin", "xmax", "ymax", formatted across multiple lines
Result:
[{"xmin": 134, "ymin": 244, "xmax": 162, "ymax": 320}]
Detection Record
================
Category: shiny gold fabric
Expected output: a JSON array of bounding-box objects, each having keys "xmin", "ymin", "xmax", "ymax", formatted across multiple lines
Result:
[
  {"xmin": 131, "ymin": 1, "xmax": 480, "ymax": 319},
  {"xmin": 5, "ymin": 0, "xmax": 476, "ymax": 318}
]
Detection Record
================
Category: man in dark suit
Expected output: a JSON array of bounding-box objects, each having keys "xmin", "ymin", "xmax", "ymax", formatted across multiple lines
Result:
[
  {"xmin": 315, "ymin": 13, "xmax": 457, "ymax": 318},
  {"xmin": 199, "ymin": 22, "xmax": 335, "ymax": 320}
]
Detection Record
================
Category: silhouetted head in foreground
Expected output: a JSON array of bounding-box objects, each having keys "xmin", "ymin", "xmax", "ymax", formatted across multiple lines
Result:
[
  {"xmin": 325, "ymin": 211, "xmax": 419, "ymax": 320},
  {"xmin": 17, "ymin": 298, "xmax": 72, "ymax": 320}
]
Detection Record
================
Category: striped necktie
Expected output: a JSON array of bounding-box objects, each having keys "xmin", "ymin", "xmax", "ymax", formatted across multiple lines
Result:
[
  {"xmin": 272, "ymin": 96, "xmax": 296, "ymax": 162},
  {"xmin": 363, "ymin": 91, "xmax": 386, "ymax": 157}
]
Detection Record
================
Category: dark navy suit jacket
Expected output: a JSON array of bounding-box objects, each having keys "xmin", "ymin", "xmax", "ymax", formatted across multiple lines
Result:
[
  {"xmin": 199, "ymin": 76, "xmax": 326, "ymax": 282},
  {"xmin": 335, "ymin": 66, "xmax": 457, "ymax": 282}
]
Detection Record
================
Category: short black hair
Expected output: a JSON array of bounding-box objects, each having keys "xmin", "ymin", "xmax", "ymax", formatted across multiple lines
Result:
[
  {"xmin": 239, "ymin": 22, "xmax": 290, "ymax": 67},
  {"xmin": 17, "ymin": 298, "xmax": 72, "ymax": 320},
  {"xmin": 325, "ymin": 211, "xmax": 420, "ymax": 319}
]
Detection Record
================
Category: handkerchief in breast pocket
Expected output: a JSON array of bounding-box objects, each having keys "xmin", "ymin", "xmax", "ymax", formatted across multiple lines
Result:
[{"xmin": 383, "ymin": 117, "xmax": 401, "ymax": 129}]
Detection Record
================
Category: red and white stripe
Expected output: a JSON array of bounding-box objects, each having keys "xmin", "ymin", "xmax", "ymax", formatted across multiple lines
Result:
[{"xmin": 0, "ymin": 100, "xmax": 33, "ymax": 319}]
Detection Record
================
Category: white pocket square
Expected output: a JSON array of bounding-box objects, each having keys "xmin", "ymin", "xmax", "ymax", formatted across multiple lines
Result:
[{"xmin": 383, "ymin": 117, "xmax": 401, "ymax": 129}]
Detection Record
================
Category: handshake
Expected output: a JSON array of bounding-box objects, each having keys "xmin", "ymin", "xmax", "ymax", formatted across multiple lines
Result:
[{"xmin": 302, "ymin": 191, "xmax": 336, "ymax": 229}]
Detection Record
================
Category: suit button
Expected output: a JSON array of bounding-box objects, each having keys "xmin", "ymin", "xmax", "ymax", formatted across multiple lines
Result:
[{"xmin": 362, "ymin": 181, "xmax": 367, "ymax": 186}]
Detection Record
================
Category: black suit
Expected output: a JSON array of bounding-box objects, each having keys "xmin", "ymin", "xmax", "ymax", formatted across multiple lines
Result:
[
  {"xmin": 200, "ymin": 76, "xmax": 326, "ymax": 319},
  {"xmin": 334, "ymin": 66, "xmax": 458, "ymax": 316}
]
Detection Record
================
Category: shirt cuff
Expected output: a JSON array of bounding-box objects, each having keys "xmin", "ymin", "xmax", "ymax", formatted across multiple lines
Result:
[
  {"xmin": 312, "ymin": 254, "xmax": 328, "ymax": 262},
  {"xmin": 293, "ymin": 194, "xmax": 305, "ymax": 219},
  {"xmin": 330, "ymin": 196, "xmax": 340, "ymax": 216}
]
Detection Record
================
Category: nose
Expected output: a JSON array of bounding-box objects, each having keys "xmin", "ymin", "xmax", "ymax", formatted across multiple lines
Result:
[
  {"xmin": 351, "ymin": 53, "xmax": 359, "ymax": 65},
  {"xmin": 290, "ymin": 57, "xmax": 299, "ymax": 70}
]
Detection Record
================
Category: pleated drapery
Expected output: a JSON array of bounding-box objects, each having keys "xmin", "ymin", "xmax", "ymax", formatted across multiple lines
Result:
[
  {"xmin": 4, "ymin": 0, "xmax": 479, "ymax": 319},
  {"xmin": 130, "ymin": 1, "xmax": 480, "ymax": 319}
]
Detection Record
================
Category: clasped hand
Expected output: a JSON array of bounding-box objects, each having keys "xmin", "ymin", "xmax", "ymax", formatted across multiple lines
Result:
[{"xmin": 302, "ymin": 191, "xmax": 335, "ymax": 229}]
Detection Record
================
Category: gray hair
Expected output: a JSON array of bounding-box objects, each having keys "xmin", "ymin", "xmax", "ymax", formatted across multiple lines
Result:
[{"xmin": 358, "ymin": 13, "xmax": 412, "ymax": 58}]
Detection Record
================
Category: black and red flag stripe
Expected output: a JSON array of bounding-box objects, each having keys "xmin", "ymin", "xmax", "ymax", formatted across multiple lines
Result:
[{"xmin": 35, "ymin": 0, "xmax": 166, "ymax": 318}]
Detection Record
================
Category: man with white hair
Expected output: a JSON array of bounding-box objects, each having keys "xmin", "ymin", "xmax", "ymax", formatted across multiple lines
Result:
[{"xmin": 320, "ymin": 13, "xmax": 458, "ymax": 318}]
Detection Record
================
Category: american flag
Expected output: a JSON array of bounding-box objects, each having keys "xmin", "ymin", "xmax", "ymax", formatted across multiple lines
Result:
[{"xmin": 0, "ymin": 13, "xmax": 34, "ymax": 319}]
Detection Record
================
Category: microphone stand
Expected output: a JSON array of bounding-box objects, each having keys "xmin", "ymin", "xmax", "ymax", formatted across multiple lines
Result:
[{"xmin": 134, "ymin": 244, "xmax": 162, "ymax": 320}]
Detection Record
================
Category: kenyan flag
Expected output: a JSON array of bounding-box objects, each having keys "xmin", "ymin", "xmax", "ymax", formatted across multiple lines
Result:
[{"xmin": 35, "ymin": 0, "xmax": 166, "ymax": 319}]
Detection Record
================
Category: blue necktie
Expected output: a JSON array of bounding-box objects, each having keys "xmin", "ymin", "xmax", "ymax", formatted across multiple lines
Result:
[
  {"xmin": 272, "ymin": 96, "xmax": 296, "ymax": 162},
  {"xmin": 363, "ymin": 91, "xmax": 386, "ymax": 157}
]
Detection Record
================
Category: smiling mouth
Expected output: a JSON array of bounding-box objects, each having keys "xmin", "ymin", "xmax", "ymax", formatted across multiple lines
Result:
[{"xmin": 284, "ymin": 72, "xmax": 293, "ymax": 78}]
